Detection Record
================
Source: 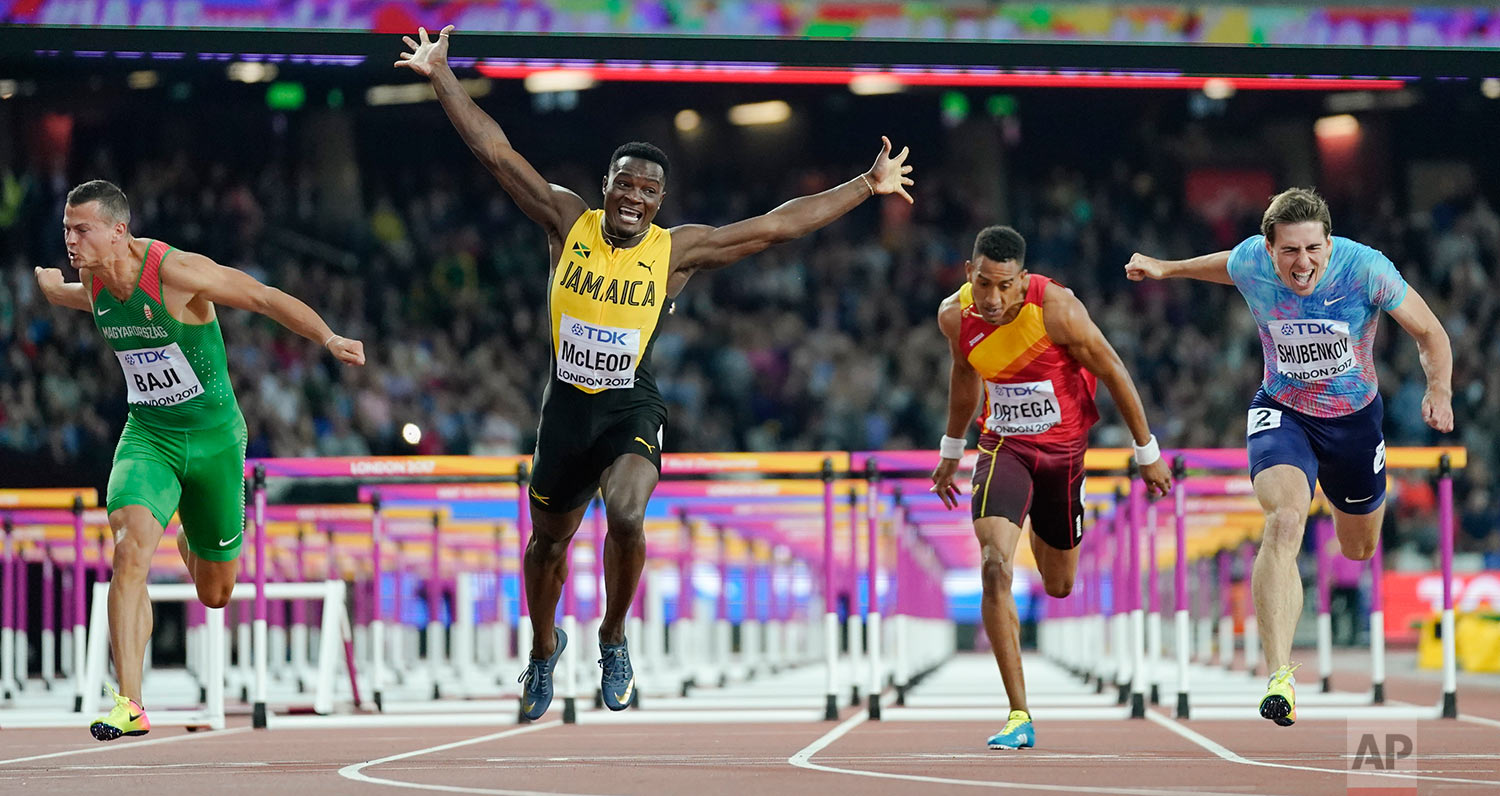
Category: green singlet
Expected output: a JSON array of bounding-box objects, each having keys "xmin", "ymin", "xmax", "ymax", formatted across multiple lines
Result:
[{"xmin": 94, "ymin": 240, "xmax": 246, "ymax": 561}]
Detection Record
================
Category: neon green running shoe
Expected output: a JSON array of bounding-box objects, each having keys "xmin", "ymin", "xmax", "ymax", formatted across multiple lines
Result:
[
  {"xmin": 1259, "ymin": 663, "xmax": 1301, "ymax": 727},
  {"xmin": 90, "ymin": 684, "xmax": 150, "ymax": 741}
]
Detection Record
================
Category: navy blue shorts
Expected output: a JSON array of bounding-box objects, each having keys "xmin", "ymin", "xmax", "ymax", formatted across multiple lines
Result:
[{"xmin": 1246, "ymin": 390, "xmax": 1387, "ymax": 515}]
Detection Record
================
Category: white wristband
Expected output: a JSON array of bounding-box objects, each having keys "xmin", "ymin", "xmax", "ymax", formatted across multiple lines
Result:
[
  {"xmin": 1133, "ymin": 434, "xmax": 1161, "ymax": 467},
  {"xmin": 939, "ymin": 435, "xmax": 965, "ymax": 460},
  {"xmin": 323, "ymin": 334, "xmax": 339, "ymax": 347}
]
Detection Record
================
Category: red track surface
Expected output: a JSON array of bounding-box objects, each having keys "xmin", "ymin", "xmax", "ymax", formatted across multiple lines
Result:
[{"xmin": 5, "ymin": 665, "xmax": 1499, "ymax": 795}]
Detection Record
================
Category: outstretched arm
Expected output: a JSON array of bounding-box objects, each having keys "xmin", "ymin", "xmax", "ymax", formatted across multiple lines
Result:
[
  {"xmin": 1043, "ymin": 284, "xmax": 1172, "ymax": 496},
  {"xmin": 34, "ymin": 267, "xmax": 92, "ymax": 312},
  {"xmin": 397, "ymin": 26, "xmax": 585, "ymax": 240},
  {"xmin": 929, "ymin": 297, "xmax": 981, "ymax": 510},
  {"xmin": 1387, "ymin": 286, "xmax": 1453, "ymax": 432},
  {"xmin": 1125, "ymin": 250, "xmax": 1233, "ymax": 285},
  {"xmin": 164, "ymin": 252, "xmax": 365, "ymax": 365},
  {"xmin": 672, "ymin": 136, "xmax": 914, "ymax": 273}
]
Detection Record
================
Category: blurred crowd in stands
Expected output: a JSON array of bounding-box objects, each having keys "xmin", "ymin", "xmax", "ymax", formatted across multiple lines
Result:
[{"xmin": 2, "ymin": 85, "xmax": 1496, "ymax": 567}]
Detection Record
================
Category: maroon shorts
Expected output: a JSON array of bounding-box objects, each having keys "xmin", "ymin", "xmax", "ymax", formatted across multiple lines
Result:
[{"xmin": 970, "ymin": 431, "xmax": 1088, "ymax": 551}]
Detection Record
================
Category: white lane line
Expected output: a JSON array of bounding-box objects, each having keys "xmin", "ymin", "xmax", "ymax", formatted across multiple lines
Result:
[
  {"xmin": 338, "ymin": 721, "xmax": 623, "ymax": 796},
  {"xmin": 787, "ymin": 711, "xmax": 1295, "ymax": 796},
  {"xmin": 0, "ymin": 726, "xmax": 252, "ymax": 766},
  {"xmin": 1145, "ymin": 710, "xmax": 1500, "ymax": 788},
  {"xmin": 1458, "ymin": 714, "xmax": 1500, "ymax": 730}
]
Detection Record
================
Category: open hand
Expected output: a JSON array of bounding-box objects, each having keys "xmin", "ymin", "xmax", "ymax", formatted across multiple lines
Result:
[
  {"xmin": 930, "ymin": 457, "xmax": 962, "ymax": 510},
  {"xmin": 1139, "ymin": 458, "xmax": 1172, "ymax": 498},
  {"xmin": 395, "ymin": 25, "xmax": 454, "ymax": 78},
  {"xmin": 865, "ymin": 136, "xmax": 915, "ymax": 204}
]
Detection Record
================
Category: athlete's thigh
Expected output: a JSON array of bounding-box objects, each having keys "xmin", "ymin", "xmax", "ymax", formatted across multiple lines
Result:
[
  {"xmin": 1246, "ymin": 393, "xmax": 1318, "ymax": 500},
  {"xmin": 597, "ymin": 411, "xmax": 664, "ymax": 516},
  {"xmin": 1028, "ymin": 516, "xmax": 1081, "ymax": 586},
  {"xmin": 1025, "ymin": 444, "xmax": 1088, "ymax": 551},
  {"xmin": 1331, "ymin": 502, "xmax": 1384, "ymax": 559},
  {"xmin": 107, "ymin": 420, "xmax": 184, "ymax": 531},
  {"xmin": 176, "ymin": 417, "xmax": 248, "ymax": 563},
  {"xmin": 971, "ymin": 434, "xmax": 1034, "ymax": 528},
  {"xmin": 973, "ymin": 515, "xmax": 1026, "ymax": 574},
  {"xmin": 529, "ymin": 415, "xmax": 607, "ymax": 515},
  {"xmin": 1308, "ymin": 395, "xmax": 1388, "ymax": 516}
]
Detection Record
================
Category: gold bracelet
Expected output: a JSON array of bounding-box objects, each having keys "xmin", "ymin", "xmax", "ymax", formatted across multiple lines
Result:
[{"xmin": 859, "ymin": 174, "xmax": 875, "ymax": 196}]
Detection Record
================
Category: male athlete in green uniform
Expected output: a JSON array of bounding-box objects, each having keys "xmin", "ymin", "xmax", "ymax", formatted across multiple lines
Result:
[
  {"xmin": 36, "ymin": 180, "xmax": 365, "ymax": 740},
  {"xmin": 398, "ymin": 26, "xmax": 914, "ymax": 718}
]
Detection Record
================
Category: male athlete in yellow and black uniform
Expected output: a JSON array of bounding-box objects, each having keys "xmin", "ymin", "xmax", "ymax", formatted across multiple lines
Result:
[{"xmin": 398, "ymin": 26, "xmax": 914, "ymax": 719}]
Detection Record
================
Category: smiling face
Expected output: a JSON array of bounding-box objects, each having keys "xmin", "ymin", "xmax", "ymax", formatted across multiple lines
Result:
[
  {"xmin": 601, "ymin": 156, "xmax": 666, "ymax": 241},
  {"xmin": 967, "ymin": 255, "xmax": 1028, "ymax": 324},
  {"xmin": 62, "ymin": 200, "xmax": 128, "ymax": 271},
  {"xmin": 1265, "ymin": 220, "xmax": 1332, "ymax": 296}
]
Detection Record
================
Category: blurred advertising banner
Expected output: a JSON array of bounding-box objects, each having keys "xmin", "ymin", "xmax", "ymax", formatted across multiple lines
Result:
[
  {"xmin": 8, "ymin": 2, "xmax": 1500, "ymax": 48},
  {"xmin": 1383, "ymin": 571, "xmax": 1500, "ymax": 642}
]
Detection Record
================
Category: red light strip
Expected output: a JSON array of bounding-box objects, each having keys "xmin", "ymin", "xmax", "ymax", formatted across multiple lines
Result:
[{"xmin": 475, "ymin": 62, "xmax": 1406, "ymax": 91}]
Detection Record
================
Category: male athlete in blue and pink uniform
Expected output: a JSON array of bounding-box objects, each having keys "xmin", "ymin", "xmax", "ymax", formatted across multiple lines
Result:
[{"xmin": 1127, "ymin": 187, "xmax": 1453, "ymax": 727}]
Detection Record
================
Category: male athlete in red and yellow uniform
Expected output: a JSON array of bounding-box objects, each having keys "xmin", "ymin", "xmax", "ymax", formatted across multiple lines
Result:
[{"xmin": 930, "ymin": 226, "xmax": 1171, "ymax": 750}]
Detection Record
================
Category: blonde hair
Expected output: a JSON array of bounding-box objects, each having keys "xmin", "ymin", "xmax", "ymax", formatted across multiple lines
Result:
[{"xmin": 1261, "ymin": 187, "xmax": 1331, "ymax": 243}]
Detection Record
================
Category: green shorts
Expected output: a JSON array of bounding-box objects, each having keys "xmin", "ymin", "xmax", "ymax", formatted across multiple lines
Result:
[{"xmin": 106, "ymin": 413, "xmax": 248, "ymax": 562}]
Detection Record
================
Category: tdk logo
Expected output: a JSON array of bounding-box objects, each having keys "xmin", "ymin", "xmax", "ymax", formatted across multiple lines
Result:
[
  {"xmin": 992, "ymin": 384, "xmax": 1039, "ymax": 397},
  {"xmin": 1280, "ymin": 322, "xmax": 1337, "ymax": 335},
  {"xmin": 575, "ymin": 325, "xmax": 631, "ymax": 345},
  {"xmin": 124, "ymin": 350, "xmax": 171, "ymax": 366}
]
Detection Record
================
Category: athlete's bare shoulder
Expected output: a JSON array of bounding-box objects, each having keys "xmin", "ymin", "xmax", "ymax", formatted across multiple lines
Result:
[{"xmin": 937, "ymin": 289, "xmax": 964, "ymax": 337}]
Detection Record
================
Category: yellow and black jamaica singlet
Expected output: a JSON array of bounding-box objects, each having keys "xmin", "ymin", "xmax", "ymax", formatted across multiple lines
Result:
[
  {"xmin": 530, "ymin": 210, "xmax": 671, "ymax": 513},
  {"xmin": 549, "ymin": 209, "xmax": 671, "ymax": 397}
]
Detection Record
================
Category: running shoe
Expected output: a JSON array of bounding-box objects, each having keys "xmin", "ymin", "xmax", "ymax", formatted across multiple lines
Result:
[
  {"xmin": 986, "ymin": 709, "xmax": 1034, "ymax": 749},
  {"xmin": 90, "ymin": 684, "xmax": 150, "ymax": 741},
  {"xmin": 598, "ymin": 636, "xmax": 635, "ymax": 711},
  {"xmin": 518, "ymin": 627, "xmax": 567, "ymax": 720},
  {"xmin": 1259, "ymin": 662, "xmax": 1302, "ymax": 727}
]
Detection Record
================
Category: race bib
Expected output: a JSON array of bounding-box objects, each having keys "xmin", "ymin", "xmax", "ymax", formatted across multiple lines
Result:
[
  {"xmin": 556, "ymin": 313, "xmax": 641, "ymax": 391},
  {"xmin": 984, "ymin": 379, "xmax": 1061, "ymax": 436},
  {"xmin": 116, "ymin": 343, "xmax": 204, "ymax": 407},
  {"xmin": 1247, "ymin": 407, "xmax": 1283, "ymax": 436},
  {"xmin": 1268, "ymin": 319, "xmax": 1353, "ymax": 382}
]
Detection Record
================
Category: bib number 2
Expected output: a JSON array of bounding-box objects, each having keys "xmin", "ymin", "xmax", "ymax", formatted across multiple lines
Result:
[{"xmin": 1247, "ymin": 407, "xmax": 1283, "ymax": 436}]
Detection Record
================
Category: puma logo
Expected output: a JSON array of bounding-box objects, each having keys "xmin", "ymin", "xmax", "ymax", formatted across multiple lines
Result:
[
  {"xmin": 637, "ymin": 261, "xmax": 652, "ymax": 273},
  {"xmin": 634, "ymin": 437, "xmax": 657, "ymax": 454},
  {"xmin": 529, "ymin": 486, "xmax": 550, "ymax": 506}
]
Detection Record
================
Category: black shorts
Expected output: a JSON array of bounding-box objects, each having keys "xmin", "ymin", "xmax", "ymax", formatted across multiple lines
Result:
[
  {"xmin": 970, "ymin": 431, "xmax": 1088, "ymax": 551},
  {"xmin": 528, "ymin": 381, "xmax": 665, "ymax": 514}
]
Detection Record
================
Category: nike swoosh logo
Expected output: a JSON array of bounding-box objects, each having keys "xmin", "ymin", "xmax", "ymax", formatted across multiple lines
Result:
[
  {"xmin": 634, "ymin": 436, "xmax": 657, "ymax": 454},
  {"xmin": 616, "ymin": 678, "xmax": 635, "ymax": 704},
  {"xmin": 219, "ymin": 531, "xmax": 243, "ymax": 547},
  {"xmin": 97, "ymin": 307, "xmax": 111, "ymax": 315},
  {"xmin": 1323, "ymin": 296, "xmax": 1345, "ymax": 306},
  {"xmin": 1345, "ymin": 495, "xmax": 1373, "ymax": 504},
  {"xmin": 128, "ymin": 712, "xmax": 142, "ymax": 722}
]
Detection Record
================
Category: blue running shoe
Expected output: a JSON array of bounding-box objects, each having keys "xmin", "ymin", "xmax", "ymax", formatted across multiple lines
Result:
[
  {"xmin": 599, "ymin": 636, "xmax": 635, "ymax": 711},
  {"xmin": 986, "ymin": 710, "xmax": 1035, "ymax": 750},
  {"xmin": 518, "ymin": 627, "xmax": 567, "ymax": 720}
]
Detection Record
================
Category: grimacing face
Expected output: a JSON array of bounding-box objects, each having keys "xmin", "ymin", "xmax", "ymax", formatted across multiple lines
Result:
[
  {"xmin": 62, "ymin": 200, "xmax": 127, "ymax": 270},
  {"xmin": 967, "ymin": 255, "xmax": 1028, "ymax": 325},
  {"xmin": 601, "ymin": 157, "xmax": 666, "ymax": 241},
  {"xmin": 1264, "ymin": 220, "xmax": 1331, "ymax": 297}
]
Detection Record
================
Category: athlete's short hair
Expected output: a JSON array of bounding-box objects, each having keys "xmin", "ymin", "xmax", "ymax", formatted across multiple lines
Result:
[
  {"xmin": 973, "ymin": 225, "xmax": 1026, "ymax": 264},
  {"xmin": 66, "ymin": 180, "xmax": 131, "ymax": 226},
  {"xmin": 1261, "ymin": 187, "xmax": 1331, "ymax": 243},
  {"xmin": 608, "ymin": 142, "xmax": 670, "ymax": 184}
]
